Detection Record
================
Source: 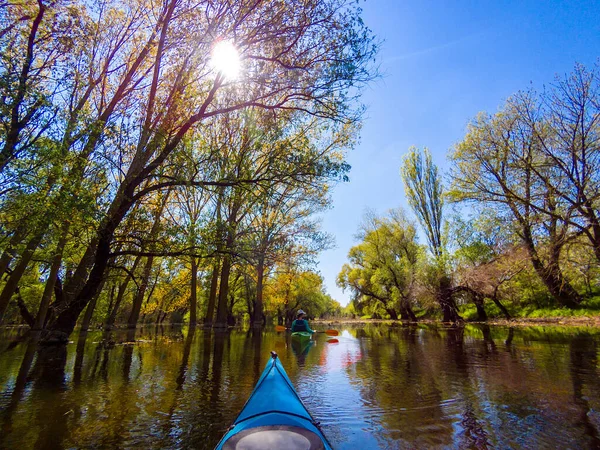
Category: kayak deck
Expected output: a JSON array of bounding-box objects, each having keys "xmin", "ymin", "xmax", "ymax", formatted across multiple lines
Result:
[
  {"xmin": 291, "ymin": 331, "xmax": 313, "ymax": 339},
  {"xmin": 216, "ymin": 352, "xmax": 332, "ymax": 450}
]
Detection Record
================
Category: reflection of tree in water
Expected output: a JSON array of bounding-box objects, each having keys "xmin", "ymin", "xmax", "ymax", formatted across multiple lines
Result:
[
  {"xmin": 175, "ymin": 326, "xmax": 196, "ymax": 390},
  {"xmin": 1, "ymin": 332, "xmax": 40, "ymax": 441},
  {"xmin": 569, "ymin": 334, "xmax": 600, "ymax": 447},
  {"xmin": 351, "ymin": 325, "xmax": 455, "ymax": 447},
  {"xmin": 150, "ymin": 326, "xmax": 198, "ymax": 448},
  {"xmin": 246, "ymin": 328, "xmax": 263, "ymax": 380},
  {"xmin": 2, "ymin": 324, "xmax": 599, "ymax": 449},
  {"xmin": 122, "ymin": 328, "xmax": 137, "ymax": 382},
  {"xmin": 30, "ymin": 343, "xmax": 71, "ymax": 449},
  {"xmin": 73, "ymin": 331, "xmax": 89, "ymax": 384},
  {"xmin": 444, "ymin": 326, "xmax": 491, "ymax": 449},
  {"xmin": 186, "ymin": 329, "xmax": 227, "ymax": 447}
]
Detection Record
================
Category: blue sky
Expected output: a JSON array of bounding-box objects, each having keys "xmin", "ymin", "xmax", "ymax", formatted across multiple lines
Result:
[{"xmin": 319, "ymin": 0, "xmax": 600, "ymax": 306}]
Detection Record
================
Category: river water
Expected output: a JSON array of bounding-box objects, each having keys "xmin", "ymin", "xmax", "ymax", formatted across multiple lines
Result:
[{"xmin": 1, "ymin": 324, "xmax": 599, "ymax": 449}]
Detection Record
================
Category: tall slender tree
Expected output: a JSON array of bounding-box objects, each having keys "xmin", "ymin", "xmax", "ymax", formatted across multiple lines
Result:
[{"xmin": 401, "ymin": 147, "xmax": 461, "ymax": 322}]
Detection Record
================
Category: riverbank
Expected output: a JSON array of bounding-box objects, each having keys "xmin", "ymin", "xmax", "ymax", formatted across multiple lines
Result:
[{"xmin": 315, "ymin": 315, "xmax": 600, "ymax": 328}]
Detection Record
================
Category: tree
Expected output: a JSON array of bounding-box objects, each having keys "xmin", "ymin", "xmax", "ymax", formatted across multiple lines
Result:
[
  {"xmin": 522, "ymin": 64, "xmax": 600, "ymax": 264},
  {"xmin": 450, "ymin": 98, "xmax": 582, "ymax": 308},
  {"xmin": 266, "ymin": 265, "xmax": 331, "ymax": 326},
  {"xmin": 338, "ymin": 209, "xmax": 419, "ymax": 321},
  {"xmin": 401, "ymin": 147, "xmax": 461, "ymax": 322},
  {"xmin": 450, "ymin": 211, "xmax": 522, "ymax": 319},
  {"xmin": 38, "ymin": 0, "xmax": 376, "ymax": 341}
]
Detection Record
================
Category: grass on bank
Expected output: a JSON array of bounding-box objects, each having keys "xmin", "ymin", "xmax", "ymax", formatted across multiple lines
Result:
[{"xmin": 459, "ymin": 295, "xmax": 600, "ymax": 321}]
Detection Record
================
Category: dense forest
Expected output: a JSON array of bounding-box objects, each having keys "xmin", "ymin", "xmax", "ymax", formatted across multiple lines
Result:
[
  {"xmin": 339, "ymin": 63, "xmax": 600, "ymax": 322},
  {"xmin": 2, "ymin": 1, "xmax": 599, "ymax": 341},
  {"xmin": 0, "ymin": 0, "xmax": 377, "ymax": 341}
]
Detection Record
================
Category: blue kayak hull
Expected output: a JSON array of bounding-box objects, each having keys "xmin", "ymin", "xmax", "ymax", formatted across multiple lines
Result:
[{"xmin": 215, "ymin": 352, "xmax": 332, "ymax": 449}]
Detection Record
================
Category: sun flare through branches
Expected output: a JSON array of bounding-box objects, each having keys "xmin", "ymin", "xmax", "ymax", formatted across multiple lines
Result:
[{"xmin": 210, "ymin": 40, "xmax": 242, "ymax": 80}]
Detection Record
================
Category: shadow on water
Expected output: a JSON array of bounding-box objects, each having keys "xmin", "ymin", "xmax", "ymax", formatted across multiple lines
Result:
[{"xmin": 1, "ymin": 324, "xmax": 600, "ymax": 449}]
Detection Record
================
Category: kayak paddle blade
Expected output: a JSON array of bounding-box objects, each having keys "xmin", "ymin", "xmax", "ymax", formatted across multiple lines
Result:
[
  {"xmin": 324, "ymin": 329, "xmax": 339, "ymax": 336},
  {"xmin": 275, "ymin": 325, "xmax": 287, "ymax": 332}
]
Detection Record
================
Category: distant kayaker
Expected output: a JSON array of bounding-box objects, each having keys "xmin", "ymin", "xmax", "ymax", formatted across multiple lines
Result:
[{"xmin": 291, "ymin": 309, "xmax": 315, "ymax": 334}]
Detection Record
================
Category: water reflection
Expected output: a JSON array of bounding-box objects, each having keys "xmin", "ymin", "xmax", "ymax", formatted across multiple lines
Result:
[{"xmin": 0, "ymin": 324, "xmax": 599, "ymax": 449}]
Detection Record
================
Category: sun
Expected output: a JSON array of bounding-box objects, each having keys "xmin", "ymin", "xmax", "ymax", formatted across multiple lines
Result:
[{"xmin": 211, "ymin": 40, "xmax": 241, "ymax": 80}]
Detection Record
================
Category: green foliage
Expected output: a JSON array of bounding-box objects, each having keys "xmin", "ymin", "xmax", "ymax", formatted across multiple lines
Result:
[
  {"xmin": 401, "ymin": 147, "xmax": 445, "ymax": 259},
  {"xmin": 459, "ymin": 302, "xmax": 509, "ymax": 321},
  {"xmin": 338, "ymin": 209, "xmax": 420, "ymax": 320}
]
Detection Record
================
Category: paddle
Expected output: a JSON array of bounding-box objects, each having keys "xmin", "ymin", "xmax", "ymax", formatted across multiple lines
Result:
[{"xmin": 275, "ymin": 325, "xmax": 339, "ymax": 336}]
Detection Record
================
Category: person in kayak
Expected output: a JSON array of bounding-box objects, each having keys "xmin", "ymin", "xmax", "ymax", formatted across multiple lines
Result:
[{"xmin": 291, "ymin": 309, "xmax": 315, "ymax": 333}]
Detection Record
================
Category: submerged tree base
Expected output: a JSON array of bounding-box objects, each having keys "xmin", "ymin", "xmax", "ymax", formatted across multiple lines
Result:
[{"xmin": 39, "ymin": 329, "xmax": 70, "ymax": 345}]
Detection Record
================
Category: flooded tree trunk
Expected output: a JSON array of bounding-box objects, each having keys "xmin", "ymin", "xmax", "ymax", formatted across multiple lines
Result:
[
  {"xmin": 105, "ymin": 275, "xmax": 131, "ymax": 329},
  {"xmin": 62, "ymin": 237, "xmax": 98, "ymax": 305},
  {"xmin": 189, "ymin": 258, "xmax": 197, "ymax": 327},
  {"xmin": 0, "ymin": 230, "xmax": 45, "ymax": 322},
  {"xmin": 203, "ymin": 260, "xmax": 219, "ymax": 327},
  {"xmin": 214, "ymin": 253, "xmax": 232, "ymax": 328},
  {"xmin": 252, "ymin": 255, "xmax": 265, "ymax": 327},
  {"xmin": 81, "ymin": 280, "xmax": 109, "ymax": 331},
  {"xmin": 127, "ymin": 255, "xmax": 154, "ymax": 329},
  {"xmin": 33, "ymin": 226, "xmax": 69, "ymax": 330}
]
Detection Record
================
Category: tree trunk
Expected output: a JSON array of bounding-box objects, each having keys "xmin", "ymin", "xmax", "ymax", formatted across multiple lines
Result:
[
  {"xmin": 127, "ymin": 255, "xmax": 154, "ymax": 328},
  {"xmin": 399, "ymin": 303, "xmax": 417, "ymax": 321},
  {"xmin": 473, "ymin": 293, "xmax": 487, "ymax": 321},
  {"xmin": 33, "ymin": 225, "xmax": 69, "ymax": 330},
  {"xmin": 204, "ymin": 259, "xmax": 220, "ymax": 327},
  {"xmin": 0, "ymin": 230, "xmax": 45, "ymax": 322},
  {"xmin": 214, "ymin": 254, "xmax": 232, "ymax": 328},
  {"xmin": 0, "ymin": 226, "xmax": 28, "ymax": 279},
  {"xmin": 80, "ymin": 285, "xmax": 99, "ymax": 332},
  {"xmin": 0, "ymin": 0, "xmax": 47, "ymax": 172},
  {"xmin": 252, "ymin": 255, "xmax": 265, "ymax": 327},
  {"xmin": 386, "ymin": 308, "xmax": 399, "ymax": 320},
  {"xmin": 62, "ymin": 237, "xmax": 98, "ymax": 304},
  {"xmin": 15, "ymin": 286, "xmax": 34, "ymax": 326},
  {"xmin": 104, "ymin": 259, "xmax": 139, "ymax": 329},
  {"xmin": 522, "ymin": 229, "xmax": 581, "ymax": 308},
  {"xmin": 81, "ymin": 279, "xmax": 109, "ymax": 331},
  {"xmin": 438, "ymin": 276, "xmax": 462, "ymax": 322},
  {"xmin": 491, "ymin": 293, "xmax": 511, "ymax": 319},
  {"xmin": 125, "ymin": 190, "xmax": 170, "ymax": 329},
  {"xmin": 189, "ymin": 257, "xmax": 197, "ymax": 327}
]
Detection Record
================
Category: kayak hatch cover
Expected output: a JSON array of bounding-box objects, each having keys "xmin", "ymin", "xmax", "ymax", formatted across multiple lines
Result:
[{"xmin": 215, "ymin": 351, "xmax": 332, "ymax": 450}]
